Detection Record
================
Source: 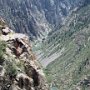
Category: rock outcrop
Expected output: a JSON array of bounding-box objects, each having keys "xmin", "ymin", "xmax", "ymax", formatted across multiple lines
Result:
[{"xmin": 0, "ymin": 18, "xmax": 49, "ymax": 90}]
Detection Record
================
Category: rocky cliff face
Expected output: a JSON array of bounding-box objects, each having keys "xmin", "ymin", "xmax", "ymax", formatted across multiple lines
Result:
[
  {"xmin": 0, "ymin": 0, "xmax": 88, "ymax": 40},
  {"xmin": 0, "ymin": 18, "xmax": 48, "ymax": 90}
]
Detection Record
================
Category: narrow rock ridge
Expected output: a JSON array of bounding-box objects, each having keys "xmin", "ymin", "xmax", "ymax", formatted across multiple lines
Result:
[{"xmin": 0, "ymin": 18, "xmax": 49, "ymax": 90}]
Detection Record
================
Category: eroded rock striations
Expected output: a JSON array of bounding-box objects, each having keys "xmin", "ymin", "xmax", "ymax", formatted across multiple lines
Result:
[{"xmin": 0, "ymin": 18, "xmax": 49, "ymax": 90}]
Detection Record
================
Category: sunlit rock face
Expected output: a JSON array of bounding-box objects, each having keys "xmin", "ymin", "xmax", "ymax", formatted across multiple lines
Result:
[
  {"xmin": 0, "ymin": 0, "xmax": 88, "ymax": 39},
  {"xmin": 0, "ymin": 18, "xmax": 49, "ymax": 90}
]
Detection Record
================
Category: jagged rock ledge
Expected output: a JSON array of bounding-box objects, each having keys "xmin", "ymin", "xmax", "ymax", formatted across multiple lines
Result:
[{"xmin": 0, "ymin": 18, "xmax": 49, "ymax": 90}]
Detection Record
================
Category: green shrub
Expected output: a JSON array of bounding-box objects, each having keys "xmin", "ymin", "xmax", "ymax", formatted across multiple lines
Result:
[
  {"xmin": 0, "ymin": 41, "xmax": 6, "ymax": 64},
  {"xmin": 5, "ymin": 61, "xmax": 17, "ymax": 78}
]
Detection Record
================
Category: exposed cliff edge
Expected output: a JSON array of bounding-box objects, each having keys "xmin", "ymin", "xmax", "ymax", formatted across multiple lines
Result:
[{"xmin": 0, "ymin": 18, "xmax": 49, "ymax": 90}]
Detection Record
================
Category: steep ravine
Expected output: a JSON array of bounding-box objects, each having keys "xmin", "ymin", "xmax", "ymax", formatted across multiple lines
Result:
[
  {"xmin": 34, "ymin": 4, "xmax": 90, "ymax": 90},
  {"xmin": 0, "ymin": 0, "xmax": 90, "ymax": 90}
]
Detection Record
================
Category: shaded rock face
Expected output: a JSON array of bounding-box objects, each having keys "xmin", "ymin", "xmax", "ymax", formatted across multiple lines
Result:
[
  {"xmin": 75, "ymin": 76, "xmax": 90, "ymax": 90},
  {"xmin": 0, "ymin": 19, "xmax": 49, "ymax": 90},
  {"xmin": 0, "ymin": 0, "xmax": 88, "ymax": 39}
]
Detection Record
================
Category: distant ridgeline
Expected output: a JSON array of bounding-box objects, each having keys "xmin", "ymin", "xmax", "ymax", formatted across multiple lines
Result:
[{"xmin": 0, "ymin": 0, "xmax": 89, "ymax": 40}]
